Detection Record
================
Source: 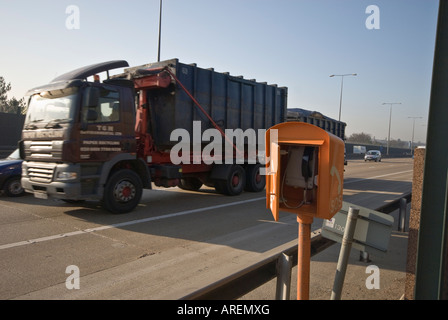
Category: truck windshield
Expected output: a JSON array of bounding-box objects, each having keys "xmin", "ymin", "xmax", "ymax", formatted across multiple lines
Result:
[{"xmin": 24, "ymin": 88, "xmax": 78, "ymax": 129}]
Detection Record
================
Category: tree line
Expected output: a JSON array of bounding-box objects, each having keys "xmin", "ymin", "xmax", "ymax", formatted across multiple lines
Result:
[
  {"xmin": 0, "ymin": 76, "xmax": 26, "ymax": 115},
  {"xmin": 347, "ymin": 132, "xmax": 416, "ymax": 149}
]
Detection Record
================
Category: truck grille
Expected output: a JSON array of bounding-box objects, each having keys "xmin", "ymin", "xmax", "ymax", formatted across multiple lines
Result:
[
  {"xmin": 24, "ymin": 141, "xmax": 63, "ymax": 160},
  {"xmin": 28, "ymin": 164, "xmax": 55, "ymax": 183}
]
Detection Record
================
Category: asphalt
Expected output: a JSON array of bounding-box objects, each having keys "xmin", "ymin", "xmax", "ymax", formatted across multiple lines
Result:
[{"xmin": 240, "ymin": 207, "xmax": 409, "ymax": 300}]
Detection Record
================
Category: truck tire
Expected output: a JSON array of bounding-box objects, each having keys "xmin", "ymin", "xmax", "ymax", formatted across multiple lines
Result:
[
  {"xmin": 178, "ymin": 177, "xmax": 203, "ymax": 191},
  {"xmin": 244, "ymin": 163, "xmax": 266, "ymax": 192},
  {"xmin": 102, "ymin": 169, "xmax": 143, "ymax": 214},
  {"xmin": 214, "ymin": 165, "xmax": 245, "ymax": 196}
]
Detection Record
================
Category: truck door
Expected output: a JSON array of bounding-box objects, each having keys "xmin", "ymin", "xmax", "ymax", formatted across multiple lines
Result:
[{"xmin": 80, "ymin": 84, "xmax": 134, "ymax": 161}]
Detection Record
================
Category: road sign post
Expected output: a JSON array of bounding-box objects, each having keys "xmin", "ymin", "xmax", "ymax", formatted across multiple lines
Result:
[
  {"xmin": 330, "ymin": 206, "xmax": 359, "ymax": 300},
  {"xmin": 322, "ymin": 202, "xmax": 394, "ymax": 299}
]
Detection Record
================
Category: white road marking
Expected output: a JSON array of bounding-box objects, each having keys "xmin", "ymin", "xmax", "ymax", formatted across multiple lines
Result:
[
  {"xmin": 344, "ymin": 170, "xmax": 413, "ymax": 185},
  {"xmin": 0, "ymin": 197, "xmax": 265, "ymax": 250},
  {"xmin": 1, "ymin": 169, "xmax": 413, "ymax": 251}
]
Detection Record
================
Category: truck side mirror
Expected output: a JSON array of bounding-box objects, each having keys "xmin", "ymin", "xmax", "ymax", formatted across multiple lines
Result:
[
  {"xmin": 82, "ymin": 87, "xmax": 100, "ymax": 108},
  {"xmin": 266, "ymin": 122, "xmax": 345, "ymax": 222}
]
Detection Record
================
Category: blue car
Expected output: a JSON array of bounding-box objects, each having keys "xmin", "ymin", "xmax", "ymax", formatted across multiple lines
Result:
[{"xmin": 0, "ymin": 149, "xmax": 25, "ymax": 197}]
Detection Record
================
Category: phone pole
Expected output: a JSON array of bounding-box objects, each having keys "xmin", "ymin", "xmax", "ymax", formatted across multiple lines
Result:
[{"xmin": 297, "ymin": 215, "xmax": 313, "ymax": 300}]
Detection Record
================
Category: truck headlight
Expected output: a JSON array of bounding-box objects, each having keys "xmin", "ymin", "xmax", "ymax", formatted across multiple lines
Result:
[{"xmin": 57, "ymin": 172, "xmax": 78, "ymax": 181}]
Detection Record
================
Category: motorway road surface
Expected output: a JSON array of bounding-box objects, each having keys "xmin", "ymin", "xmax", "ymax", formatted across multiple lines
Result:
[{"xmin": 0, "ymin": 158, "xmax": 413, "ymax": 299}]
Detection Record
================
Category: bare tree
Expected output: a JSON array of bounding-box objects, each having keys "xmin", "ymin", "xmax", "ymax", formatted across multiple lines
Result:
[{"xmin": 347, "ymin": 132, "xmax": 373, "ymax": 144}]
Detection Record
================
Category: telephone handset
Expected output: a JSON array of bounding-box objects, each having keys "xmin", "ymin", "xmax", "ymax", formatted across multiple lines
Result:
[
  {"xmin": 284, "ymin": 146, "xmax": 317, "ymax": 189},
  {"xmin": 301, "ymin": 147, "xmax": 314, "ymax": 182}
]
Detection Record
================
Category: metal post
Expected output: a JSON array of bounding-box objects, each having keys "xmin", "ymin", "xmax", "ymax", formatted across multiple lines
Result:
[
  {"xmin": 359, "ymin": 251, "xmax": 370, "ymax": 263},
  {"xmin": 157, "ymin": 0, "xmax": 162, "ymax": 62},
  {"xmin": 387, "ymin": 105, "xmax": 392, "ymax": 156},
  {"xmin": 331, "ymin": 206, "xmax": 359, "ymax": 300},
  {"xmin": 408, "ymin": 117, "xmax": 423, "ymax": 156},
  {"xmin": 329, "ymin": 73, "xmax": 357, "ymax": 122},
  {"xmin": 399, "ymin": 197, "xmax": 407, "ymax": 232},
  {"xmin": 338, "ymin": 76, "xmax": 344, "ymax": 122},
  {"xmin": 297, "ymin": 215, "xmax": 313, "ymax": 300},
  {"xmin": 382, "ymin": 102, "xmax": 402, "ymax": 156},
  {"xmin": 415, "ymin": 0, "xmax": 448, "ymax": 300},
  {"xmin": 275, "ymin": 253, "xmax": 292, "ymax": 300}
]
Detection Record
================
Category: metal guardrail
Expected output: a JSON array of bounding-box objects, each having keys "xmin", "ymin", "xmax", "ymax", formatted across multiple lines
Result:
[
  {"xmin": 376, "ymin": 193, "xmax": 412, "ymax": 214},
  {"xmin": 180, "ymin": 192, "xmax": 412, "ymax": 300}
]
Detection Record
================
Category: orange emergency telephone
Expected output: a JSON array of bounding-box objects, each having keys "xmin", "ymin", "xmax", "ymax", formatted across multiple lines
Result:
[{"xmin": 266, "ymin": 122, "xmax": 345, "ymax": 222}]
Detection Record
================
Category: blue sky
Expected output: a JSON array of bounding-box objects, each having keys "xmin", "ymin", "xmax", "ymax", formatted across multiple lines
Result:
[{"xmin": 0, "ymin": 0, "xmax": 439, "ymax": 143}]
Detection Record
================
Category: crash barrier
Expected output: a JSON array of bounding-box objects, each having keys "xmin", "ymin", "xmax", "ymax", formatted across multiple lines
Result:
[
  {"xmin": 376, "ymin": 193, "xmax": 411, "ymax": 232},
  {"xmin": 345, "ymin": 142, "xmax": 413, "ymax": 159},
  {"xmin": 180, "ymin": 192, "xmax": 411, "ymax": 300}
]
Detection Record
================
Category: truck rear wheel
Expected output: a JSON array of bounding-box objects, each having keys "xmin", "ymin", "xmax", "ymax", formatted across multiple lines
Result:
[
  {"xmin": 244, "ymin": 163, "xmax": 266, "ymax": 192},
  {"xmin": 102, "ymin": 169, "xmax": 143, "ymax": 214},
  {"xmin": 214, "ymin": 165, "xmax": 245, "ymax": 196}
]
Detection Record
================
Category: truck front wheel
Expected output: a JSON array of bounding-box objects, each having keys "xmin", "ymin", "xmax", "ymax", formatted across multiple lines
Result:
[{"xmin": 103, "ymin": 169, "xmax": 143, "ymax": 214}]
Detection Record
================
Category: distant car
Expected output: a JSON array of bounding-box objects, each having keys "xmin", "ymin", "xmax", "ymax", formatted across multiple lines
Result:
[
  {"xmin": 0, "ymin": 149, "xmax": 25, "ymax": 197},
  {"xmin": 364, "ymin": 150, "xmax": 382, "ymax": 162}
]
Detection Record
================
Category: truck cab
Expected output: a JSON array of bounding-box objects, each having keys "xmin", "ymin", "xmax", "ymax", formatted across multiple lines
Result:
[{"xmin": 20, "ymin": 61, "xmax": 151, "ymax": 213}]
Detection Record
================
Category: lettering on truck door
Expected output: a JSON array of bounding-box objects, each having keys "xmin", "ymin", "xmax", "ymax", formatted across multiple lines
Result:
[{"xmin": 80, "ymin": 86, "xmax": 123, "ymax": 161}]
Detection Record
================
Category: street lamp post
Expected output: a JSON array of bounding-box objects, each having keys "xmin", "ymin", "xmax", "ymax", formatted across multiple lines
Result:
[
  {"xmin": 408, "ymin": 116, "xmax": 423, "ymax": 156},
  {"xmin": 382, "ymin": 102, "xmax": 402, "ymax": 156},
  {"xmin": 330, "ymin": 73, "xmax": 357, "ymax": 122},
  {"xmin": 157, "ymin": 0, "xmax": 163, "ymax": 62}
]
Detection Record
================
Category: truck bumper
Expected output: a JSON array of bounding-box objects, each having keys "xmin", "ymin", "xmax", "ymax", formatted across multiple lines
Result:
[
  {"xmin": 21, "ymin": 162, "xmax": 98, "ymax": 201},
  {"xmin": 21, "ymin": 177, "xmax": 83, "ymax": 200}
]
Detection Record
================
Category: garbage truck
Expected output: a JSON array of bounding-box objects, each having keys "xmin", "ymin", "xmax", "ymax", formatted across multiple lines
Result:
[{"xmin": 20, "ymin": 59, "xmax": 287, "ymax": 213}]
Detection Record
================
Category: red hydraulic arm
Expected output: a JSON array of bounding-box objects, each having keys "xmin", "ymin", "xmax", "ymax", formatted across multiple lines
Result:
[{"xmin": 133, "ymin": 67, "xmax": 242, "ymax": 161}]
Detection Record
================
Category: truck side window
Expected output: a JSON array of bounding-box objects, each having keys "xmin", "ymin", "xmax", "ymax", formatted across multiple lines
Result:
[{"xmin": 88, "ymin": 88, "xmax": 120, "ymax": 123}]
